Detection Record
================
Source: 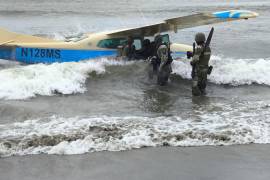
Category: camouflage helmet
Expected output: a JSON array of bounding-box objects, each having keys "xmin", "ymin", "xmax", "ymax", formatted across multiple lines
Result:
[{"xmin": 195, "ymin": 33, "xmax": 206, "ymax": 44}]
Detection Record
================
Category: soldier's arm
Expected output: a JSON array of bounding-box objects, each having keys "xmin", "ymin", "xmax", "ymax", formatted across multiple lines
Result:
[{"xmin": 191, "ymin": 46, "xmax": 203, "ymax": 65}]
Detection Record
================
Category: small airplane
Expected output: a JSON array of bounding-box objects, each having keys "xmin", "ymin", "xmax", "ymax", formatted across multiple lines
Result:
[{"xmin": 0, "ymin": 10, "xmax": 258, "ymax": 64}]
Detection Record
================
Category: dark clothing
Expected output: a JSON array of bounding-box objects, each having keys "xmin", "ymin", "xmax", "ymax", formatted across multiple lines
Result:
[
  {"xmin": 136, "ymin": 45, "xmax": 151, "ymax": 60},
  {"xmin": 149, "ymin": 42, "xmax": 157, "ymax": 57},
  {"xmin": 123, "ymin": 44, "xmax": 136, "ymax": 60},
  {"xmin": 150, "ymin": 56, "xmax": 161, "ymax": 74}
]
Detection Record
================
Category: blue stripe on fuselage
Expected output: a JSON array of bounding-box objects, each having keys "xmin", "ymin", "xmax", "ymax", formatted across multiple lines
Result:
[
  {"xmin": 15, "ymin": 47, "xmax": 117, "ymax": 64},
  {"xmin": 0, "ymin": 47, "xmax": 15, "ymax": 60}
]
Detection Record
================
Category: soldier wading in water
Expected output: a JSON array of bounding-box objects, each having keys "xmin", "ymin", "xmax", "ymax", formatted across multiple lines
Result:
[
  {"xmin": 149, "ymin": 35, "xmax": 173, "ymax": 86},
  {"xmin": 190, "ymin": 28, "xmax": 214, "ymax": 96}
]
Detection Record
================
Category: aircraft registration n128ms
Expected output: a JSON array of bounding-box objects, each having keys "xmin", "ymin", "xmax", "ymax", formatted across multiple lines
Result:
[{"xmin": 0, "ymin": 10, "xmax": 258, "ymax": 64}]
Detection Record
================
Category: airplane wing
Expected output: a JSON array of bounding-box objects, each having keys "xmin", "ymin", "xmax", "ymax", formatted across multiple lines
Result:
[
  {"xmin": 107, "ymin": 10, "xmax": 258, "ymax": 37},
  {"xmin": 0, "ymin": 28, "xmax": 58, "ymax": 45}
]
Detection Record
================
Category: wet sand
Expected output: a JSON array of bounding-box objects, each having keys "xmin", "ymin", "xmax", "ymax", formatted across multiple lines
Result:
[{"xmin": 1, "ymin": 144, "xmax": 270, "ymax": 180}]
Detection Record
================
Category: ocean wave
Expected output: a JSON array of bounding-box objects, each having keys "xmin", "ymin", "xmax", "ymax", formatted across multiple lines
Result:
[
  {"xmin": 0, "ymin": 55, "xmax": 270, "ymax": 100},
  {"xmin": 172, "ymin": 56, "xmax": 270, "ymax": 86},
  {"xmin": 0, "ymin": 100, "xmax": 269, "ymax": 157},
  {"xmin": 0, "ymin": 59, "xmax": 132, "ymax": 100}
]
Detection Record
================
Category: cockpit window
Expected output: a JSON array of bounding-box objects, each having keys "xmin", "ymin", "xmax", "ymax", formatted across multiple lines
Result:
[{"xmin": 97, "ymin": 38, "xmax": 126, "ymax": 49}]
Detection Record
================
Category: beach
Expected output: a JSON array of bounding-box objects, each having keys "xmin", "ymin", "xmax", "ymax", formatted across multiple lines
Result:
[{"xmin": 1, "ymin": 144, "xmax": 270, "ymax": 180}]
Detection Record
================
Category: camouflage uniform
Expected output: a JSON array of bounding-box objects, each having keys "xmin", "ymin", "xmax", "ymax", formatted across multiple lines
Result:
[
  {"xmin": 148, "ymin": 44, "xmax": 173, "ymax": 86},
  {"xmin": 191, "ymin": 44, "xmax": 211, "ymax": 96},
  {"xmin": 157, "ymin": 45, "xmax": 173, "ymax": 85}
]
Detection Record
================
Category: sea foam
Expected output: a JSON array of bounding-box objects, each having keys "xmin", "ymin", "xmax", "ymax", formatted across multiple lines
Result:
[
  {"xmin": 172, "ymin": 55, "xmax": 270, "ymax": 86},
  {"xmin": 0, "ymin": 59, "xmax": 131, "ymax": 100},
  {"xmin": 0, "ymin": 56, "xmax": 270, "ymax": 100},
  {"xmin": 0, "ymin": 100, "xmax": 269, "ymax": 157}
]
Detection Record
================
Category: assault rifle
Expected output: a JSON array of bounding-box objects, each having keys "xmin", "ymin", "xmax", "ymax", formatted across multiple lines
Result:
[
  {"xmin": 205, "ymin": 27, "xmax": 214, "ymax": 53},
  {"xmin": 205, "ymin": 27, "xmax": 214, "ymax": 74}
]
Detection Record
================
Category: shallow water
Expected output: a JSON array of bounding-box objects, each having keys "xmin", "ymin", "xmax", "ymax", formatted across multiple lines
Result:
[{"xmin": 0, "ymin": 0, "xmax": 270, "ymax": 157}]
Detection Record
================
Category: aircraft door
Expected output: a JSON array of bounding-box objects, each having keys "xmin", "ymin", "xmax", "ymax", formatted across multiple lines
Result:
[{"xmin": 161, "ymin": 34, "xmax": 170, "ymax": 45}]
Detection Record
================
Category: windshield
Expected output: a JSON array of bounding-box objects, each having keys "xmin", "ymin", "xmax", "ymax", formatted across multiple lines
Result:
[{"xmin": 97, "ymin": 38, "xmax": 126, "ymax": 49}]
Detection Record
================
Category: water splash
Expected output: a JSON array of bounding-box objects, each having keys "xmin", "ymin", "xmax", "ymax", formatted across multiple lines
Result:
[
  {"xmin": 173, "ymin": 55, "xmax": 270, "ymax": 86},
  {"xmin": 0, "ymin": 59, "xmax": 132, "ymax": 100}
]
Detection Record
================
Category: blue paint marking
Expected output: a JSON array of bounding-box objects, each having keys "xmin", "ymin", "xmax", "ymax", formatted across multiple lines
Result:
[
  {"xmin": 172, "ymin": 52, "xmax": 186, "ymax": 55},
  {"xmin": 213, "ymin": 10, "xmax": 246, "ymax": 19},
  {"xmin": 0, "ymin": 47, "xmax": 15, "ymax": 60},
  {"xmin": 172, "ymin": 51, "xmax": 186, "ymax": 59},
  {"xmin": 213, "ymin": 11, "xmax": 231, "ymax": 18},
  {"xmin": 231, "ymin": 12, "xmax": 241, "ymax": 18},
  {"xmin": 15, "ymin": 47, "xmax": 117, "ymax": 64}
]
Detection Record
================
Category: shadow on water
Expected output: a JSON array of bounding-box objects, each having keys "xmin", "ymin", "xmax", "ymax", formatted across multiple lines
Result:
[
  {"xmin": 191, "ymin": 95, "xmax": 211, "ymax": 106},
  {"xmin": 142, "ymin": 86, "xmax": 175, "ymax": 113},
  {"xmin": 140, "ymin": 72, "xmax": 218, "ymax": 115}
]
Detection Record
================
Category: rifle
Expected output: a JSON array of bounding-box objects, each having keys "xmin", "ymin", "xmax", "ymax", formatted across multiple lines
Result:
[
  {"xmin": 204, "ymin": 27, "xmax": 214, "ymax": 53},
  {"xmin": 191, "ymin": 42, "xmax": 196, "ymax": 78},
  {"xmin": 205, "ymin": 27, "xmax": 214, "ymax": 75}
]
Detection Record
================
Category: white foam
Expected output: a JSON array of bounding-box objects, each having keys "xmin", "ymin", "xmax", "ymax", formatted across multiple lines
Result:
[
  {"xmin": 172, "ymin": 55, "xmax": 270, "ymax": 86},
  {"xmin": 0, "ymin": 59, "xmax": 131, "ymax": 100},
  {"xmin": 1, "ymin": 55, "xmax": 270, "ymax": 100},
  {"xmin": 0, "ymin": 100, "xmax": 269, "ymax": 157}
]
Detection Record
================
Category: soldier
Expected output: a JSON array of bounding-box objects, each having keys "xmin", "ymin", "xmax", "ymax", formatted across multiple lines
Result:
[
  {"xmin": 190, "ymin": 32, "xmax": 212, "ymax": 96},
  {"xmin": 148, "ymin": 42, "xmax": 173, "ymax": 86},
  {"xmin": 156, "ymin": 44, "xmax": 173, "ymax": 85}
]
